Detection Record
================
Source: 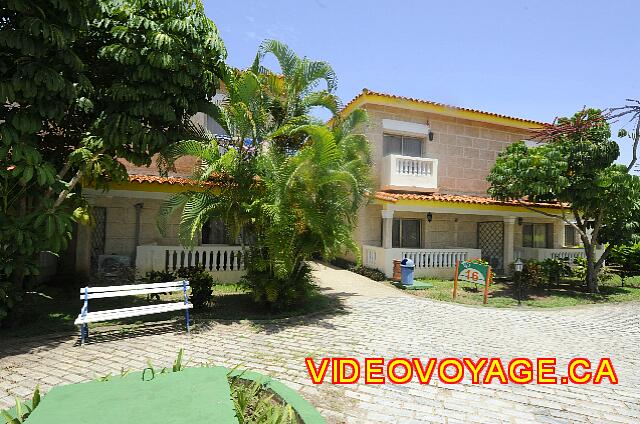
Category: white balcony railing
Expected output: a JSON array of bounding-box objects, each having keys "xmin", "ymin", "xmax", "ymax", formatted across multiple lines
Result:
[
  {"xmin": 136, "ymin": 245, "xmax": 246, "ymax": 281},
  {"xmin": 362, "ymin": 245, "xmax": 481, "ymax": 278},
  {"xmin": 380, "ymin": 154, "xmax": 438, "ymax": 192}
]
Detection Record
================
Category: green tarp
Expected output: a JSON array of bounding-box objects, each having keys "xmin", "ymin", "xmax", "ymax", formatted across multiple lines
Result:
[{"xmin": 24, "ymin": 367, "xmax": 237, "ymax": 424}]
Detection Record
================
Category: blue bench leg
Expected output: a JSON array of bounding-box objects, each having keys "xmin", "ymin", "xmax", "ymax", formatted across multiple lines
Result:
[
  {"xmin": 80, "ymin": 324, "xmax": 89, "ymax": 345},
  {"xmin": 185, "ymin": 309, "xmax": 190, "ymax": 335}
]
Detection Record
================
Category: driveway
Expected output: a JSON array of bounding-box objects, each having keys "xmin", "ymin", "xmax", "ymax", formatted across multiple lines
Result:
[{"xmin": 1, "ymin": 263, "xmax": 639, "ymax": 423}]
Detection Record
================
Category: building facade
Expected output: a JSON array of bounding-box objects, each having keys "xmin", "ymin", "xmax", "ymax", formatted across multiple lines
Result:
[{"xmin": 69, "ymin": 90, "xmax": 601, "ymax": 282}]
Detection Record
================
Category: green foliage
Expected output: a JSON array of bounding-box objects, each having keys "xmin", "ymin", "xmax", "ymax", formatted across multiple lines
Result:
[
  {"xmin": 511, "ymin": 259, "xmax": 543, "ymax": 287},
  {"xmin": 488, "ymin": 109, "xmax": 640, "ymax": 292},
  {"xmin": 175, "ymin": 266, "xmax": 213, "ymax": 308},
  {"xmin": 0, "ymin": 0, "xmax": 226, "ymax": 323},
  {"xmin": 608, "ymin": 243, "xmax": 640, "ymax": 276},
  {"xmin": 241, "ymin": 263, "xmax": 317, "ymax": 310},
  {"xmin": 144, "ymin": 270, "xmax": 176, "ymax": 283},
  {"xmin": 0, "ymin": 280, "xmax": 23, "ymax": 325},
  {"xmin": 541, "ymin": 258, "xmax": 572, "ymax": 285},
  {"xmin": 572, "ymin": 257, "xmax": 587, "ymax": 281},
  {"xmin": 159, "ymin": 42, "xmax": 372, "ymax": 309},
  {"xmin": 230, "ymin": 378, "xmax": 298, "ymax": 424},
  {"xmin": 1, "ymin": 386, "xmax": 40, "ymax": 424},
  {"xmin": 349, "ymin": 266, "xmax": 387, "ymax": 282}
]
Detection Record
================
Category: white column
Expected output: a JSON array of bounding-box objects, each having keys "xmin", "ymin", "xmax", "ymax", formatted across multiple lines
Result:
[
  {"xmin": 503, "ymin": 217, "xmax": 516, "ymax": 272},
  {"xmin": 553, "ymin": 220, "xmax": 565, "ymax": 248},
  {"xmin": 381, "ymin": 210, "xmax": 394, "ymax": 249}
]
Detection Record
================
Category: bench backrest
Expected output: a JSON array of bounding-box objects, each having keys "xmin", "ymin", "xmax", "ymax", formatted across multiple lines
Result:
[{"xmin": 79, "ymin": 281, "xmax": 190, "ymax": 300}]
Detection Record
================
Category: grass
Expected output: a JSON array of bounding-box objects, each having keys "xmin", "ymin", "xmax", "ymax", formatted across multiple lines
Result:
[
  {"xmin": 390, "ymin": 275, "xmax": 640, "ymax": 308},
  {"xmin": 0, "ymin": 283, "xmax": 338, "ymax": 339}
]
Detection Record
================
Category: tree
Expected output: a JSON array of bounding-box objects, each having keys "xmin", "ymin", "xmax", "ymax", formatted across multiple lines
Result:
[
  {"xmin": 0, "ymin": 0, "xmax": 226, "ymax": 321},
  {"xmin": 488, "ymin": 109, "xmax": 640, "ymax": 293},
  {"xmin": 250, "ymin": 39, "xmax": 341, "ymax": 151},
  {"xmin": 159, "ymin": 46, "xmax": 372, "ymax": 309}
]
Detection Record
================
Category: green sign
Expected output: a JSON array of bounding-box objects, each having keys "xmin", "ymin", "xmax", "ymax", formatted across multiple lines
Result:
[{"xmin": 457, "ymin": 261, "xmax": 490, "ymax": 285}]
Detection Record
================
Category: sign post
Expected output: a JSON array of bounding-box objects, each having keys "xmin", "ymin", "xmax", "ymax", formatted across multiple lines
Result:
[
  {"xmin": 452, "ymin": 261, "xmax": 460, "ymax": 299},
  {"xmin": 452, "ymin": 260, "xmax": 493, "ymax": 304}
]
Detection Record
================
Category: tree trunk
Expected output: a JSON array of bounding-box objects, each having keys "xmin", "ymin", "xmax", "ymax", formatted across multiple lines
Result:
[{"xmin": 583, "ymin": 242, "xmax": 599, "ymax": 293}]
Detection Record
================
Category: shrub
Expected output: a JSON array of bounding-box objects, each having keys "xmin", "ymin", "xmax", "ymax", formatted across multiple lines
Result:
[
  {"xmin": 241, "ymin": 263, "xmax": 317, "ymax": 311},
  {"xmin": 329, "ymin": 257, "xmax": 354, "ymax": 270},
  {"xmin": 175, "ymin": 267, "xmax": 214, "ymax": 308},
  {"xmin": 541, "ymin": 258, "xmax": 572, "ymax": 285},
  {"xmin": 608, "ymin": 243, "xmax": 640, "ymax": 276},
  {"xmin": 144, "ymin": 270, "xmax": 176, "ymax": 283},
  {"xmin": 572, "ymin": 257, "xmax": 587, "ymax": 281},
  {"xmin": 0, "ymin": 280, "xmax": 22, "ymax": 327},
  {"xmin": 349, "ymin": 266, "xmax": 386, "ymax": 281},
  {"xmin": 510, "ymin": 259, "xmax": 543, "ymax": 287},
  {"xmin": 230, "ymin": 378, "xmax": 298, "ymax": 424}
]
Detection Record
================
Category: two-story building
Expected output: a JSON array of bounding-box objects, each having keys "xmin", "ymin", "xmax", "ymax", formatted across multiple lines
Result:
[
  {"xmin": 66, "ymin": 89, "xmax": 599, "ymax": 282},
  {"xmin": 347, "ymin": 89, "xmax": 597, "ymax": 278}
]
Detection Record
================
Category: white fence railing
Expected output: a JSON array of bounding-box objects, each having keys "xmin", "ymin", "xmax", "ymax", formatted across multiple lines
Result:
[
  {"xmin": 381, "ymin": 155, "xmax": 438, "ymax": 192},
  {"xmin": 398, "ymin": 248, "xmax": 482, "ymax": 270},
  {"xmin": 136, "ymin": 245, "xmax": 246, "ymax": 281},
  {"xmin": 362, "ymin": 245, "xmax": 481, "ymax": 278},
  {"xmin": 516, "ymin": 247, "xmax": 604, "ymax": 264}
]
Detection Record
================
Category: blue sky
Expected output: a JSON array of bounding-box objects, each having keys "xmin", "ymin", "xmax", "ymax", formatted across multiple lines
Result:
[{"xmin": 205, "ymin": 0, "xmax": 639, "ymax": 168}]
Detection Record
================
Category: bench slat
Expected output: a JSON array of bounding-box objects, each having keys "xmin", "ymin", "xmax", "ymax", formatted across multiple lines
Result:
[
  {"xmin": 80, "ymin": 285, "xmax": 188, "ymax": 300},
  {"xmin": 74, "ymin": 302, "xmax": 192, "ymax": 325},
  {"xmin": 79, "ymin": 281, "xmax": 189, "ymax": 294}
]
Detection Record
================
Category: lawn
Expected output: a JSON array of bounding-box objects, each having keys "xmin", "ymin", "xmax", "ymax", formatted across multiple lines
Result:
[
  {"xmin": 0, "ymin": 282, "xmax": 339, "ymax": 339},
  {"xmin": 390, "ymin": 275, "xmax": 640, "ymax": 308}
]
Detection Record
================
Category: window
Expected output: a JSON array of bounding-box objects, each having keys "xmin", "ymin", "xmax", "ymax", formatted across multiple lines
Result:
[
  {"xmin": 202, "ymin": 218, "xmax": 230, "ymax": 244},
  {"xmin": 522, "ymin": 223, "xmax": 553, "ymax": 248},
  {"xmin": 392, "ymin": 219, "xmax": 421, "ymax": 248},
  {"xmin": 383, "ymin": 134, "xmax": 423, "ymax": 157},
  {"xmin": 565, "ymin": 225, "xmax": 578, "ymax": 247}
]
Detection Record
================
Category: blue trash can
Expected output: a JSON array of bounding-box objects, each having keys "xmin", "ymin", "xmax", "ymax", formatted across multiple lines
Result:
[{"xmin": 400, "ymin": 258, "xmax": 415, "ymax": 285}]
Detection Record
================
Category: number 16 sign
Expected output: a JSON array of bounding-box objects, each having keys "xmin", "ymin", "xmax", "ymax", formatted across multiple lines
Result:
[{"xmin": 452, "ymin": 260, "xmax": 493, "ymax": 304}]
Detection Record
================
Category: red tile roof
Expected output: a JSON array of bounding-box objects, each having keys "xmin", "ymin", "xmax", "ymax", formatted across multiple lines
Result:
[
  {"xmin": 344, "ymin": 89, "xmax": 546, "ymax": 127},
  {"xmin": 374, "ymin": 191, "xmax": 564, "ymax": 209}
]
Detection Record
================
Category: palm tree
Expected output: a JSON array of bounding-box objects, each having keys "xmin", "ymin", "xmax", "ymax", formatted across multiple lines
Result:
[
  {"xmin": 251, "ymin": 40, "xmax": 342, "ymax": 151},
  {"xmin": 158, "ymin": 43, "xmax": 372, "ymax": 309},
  {"xmin": 245, "ymin": 110, "xmax": 372, "ymax": 307}
]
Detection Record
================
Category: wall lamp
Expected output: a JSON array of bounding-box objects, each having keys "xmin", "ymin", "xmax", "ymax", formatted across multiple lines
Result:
[
  {"xmin": 427, "ymin": 120, "xmax": 434, "ymax": 141},
  {"xmin": 427, "ymin": 212, "xmax": 433, "ymax": 223},
  {"xmin": 517, "ymin": 217, "xmax": 523, "ymax": 226}
]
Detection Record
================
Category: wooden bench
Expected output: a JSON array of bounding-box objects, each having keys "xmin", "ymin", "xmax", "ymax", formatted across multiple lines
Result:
[{"xmin": 74, "ymin": 280, "xmax": 192, "ymax": 344}]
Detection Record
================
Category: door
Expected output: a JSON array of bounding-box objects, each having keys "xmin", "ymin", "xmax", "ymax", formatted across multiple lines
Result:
[
  {"xmin": 90, "ymin": 207, "xmax": 107, "ymax": 271},
  {"xmin": 477, "ymin": 221, "xmax": 504, "ymax": 272}
]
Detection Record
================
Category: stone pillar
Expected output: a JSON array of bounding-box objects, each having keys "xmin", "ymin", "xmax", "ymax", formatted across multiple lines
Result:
[
  {"xmin": 553, "ymin": 220, "xmax": 565, "ymax": 248},
  {"xmin": 503, "ymin": 217, "xmax": 516, "ymax": 272},
  {"xmin": 381, "ymin": 210, "xmax": 394, "ymax": 249}
]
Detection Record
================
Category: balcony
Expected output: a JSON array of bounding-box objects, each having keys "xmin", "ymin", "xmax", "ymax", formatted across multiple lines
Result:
[{"xmin": 380, "ymin": 154, "xmax": 438, "ymax": 192}]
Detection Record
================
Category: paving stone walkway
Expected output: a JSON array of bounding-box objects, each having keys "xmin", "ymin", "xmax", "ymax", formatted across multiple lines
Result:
[{"xmin": 1, "ymin": 263, "xmax": 640, "ymax": 423}]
